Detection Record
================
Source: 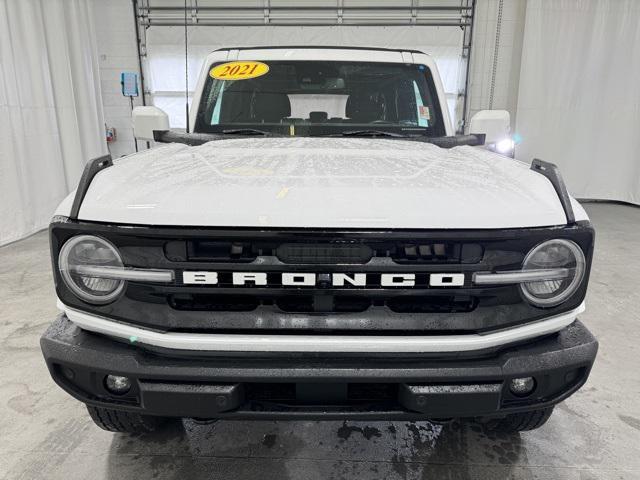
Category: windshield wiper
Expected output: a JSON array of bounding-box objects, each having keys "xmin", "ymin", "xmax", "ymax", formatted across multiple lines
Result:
[
  {"xmin": 325, "ymin": 129, "xmax": 409, "ymax": 138},
  {"xmin": 221, "ymin": 128, "xmax": 282, "ymax": 136}
]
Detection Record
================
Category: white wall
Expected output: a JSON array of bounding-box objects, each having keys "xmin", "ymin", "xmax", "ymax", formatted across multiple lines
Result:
[
  {"xmin": 0, "ymin": 0, "xmax": 106, "ymax": 245},
  {"xmin": 516, "ymin": 0, "xmax": 640, "ymax": 204},
  {"xmin": 468, "ymin": 0, "xmax": 526, "ymax": 130},
  {"xmin": 92, "ymin": 0, "xmax": 147, "ymax": 158}
]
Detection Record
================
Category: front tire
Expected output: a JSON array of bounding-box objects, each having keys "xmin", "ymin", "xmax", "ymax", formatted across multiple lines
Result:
[
  {"xmin": 489, "ymin": 407, "xmax": 554, "ymax": 433},
  {"xmin": 86, "ymin": 405, "xmax": 167, "ymax": 433}
]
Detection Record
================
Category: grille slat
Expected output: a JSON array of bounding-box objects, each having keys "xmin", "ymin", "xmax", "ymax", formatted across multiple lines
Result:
[
  {"xmin": 277, "ymin": 243, "xmax": 373, "ymax": 264},
  {"xmin": 167, "ymin": 292, "xmax": 478, "ymax": 314}
]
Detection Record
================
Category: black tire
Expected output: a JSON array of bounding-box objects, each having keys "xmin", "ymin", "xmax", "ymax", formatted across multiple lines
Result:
[
  {"xmin": 87, "ymin": 405, "xmax": 167, "ymax": 433},
  {"xmin": 490, "ymin": 407, "xmax": 554, "ymax": 433}
]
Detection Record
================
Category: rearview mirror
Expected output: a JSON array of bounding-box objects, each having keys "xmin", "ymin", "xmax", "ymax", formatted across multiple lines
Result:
[
  {"xmin": 132, "ymin": 106, "xmax": 170, "ymax": 141},
  {"xmin": 469, "ymin": 110, "xmax": 510, "ymax": 145}
]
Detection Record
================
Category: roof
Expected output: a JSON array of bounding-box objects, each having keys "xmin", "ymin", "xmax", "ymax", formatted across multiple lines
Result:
[{"xmin": 212, "ymin": 45, "xmax": 429, "ymax": 55}]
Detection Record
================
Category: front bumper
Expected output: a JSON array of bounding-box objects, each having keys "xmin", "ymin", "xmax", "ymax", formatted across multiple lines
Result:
[{"xmin": 41, "ymin": 314, "xmax": 598, "ymax": 420}]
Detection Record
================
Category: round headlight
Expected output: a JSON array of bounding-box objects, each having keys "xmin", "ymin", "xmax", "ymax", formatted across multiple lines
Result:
[
  {"xmin": 58, "ymin": 235, "xmax": 125, "ymax": 304},
  {"xmin": 520, "ymin": 239, "xmax": 586, "ymax": 307}
]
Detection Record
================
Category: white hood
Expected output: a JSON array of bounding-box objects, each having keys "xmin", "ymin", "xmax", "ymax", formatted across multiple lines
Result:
[{"xmin": 70, "ymin": 137, "xmax": 586, "ymax": 229}]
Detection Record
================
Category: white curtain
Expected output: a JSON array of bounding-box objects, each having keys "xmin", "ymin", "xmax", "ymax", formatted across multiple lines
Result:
[
  {"xmin": 0, "ymin": 0, "xmax": 107, "ymax": 246},
  {"xmin": 516, "ymin": 0, "xmax": 640, "ymax": 204},
  {"xmin": 144, "ymin": 25, "xmax": 464, "ymax": 129}
]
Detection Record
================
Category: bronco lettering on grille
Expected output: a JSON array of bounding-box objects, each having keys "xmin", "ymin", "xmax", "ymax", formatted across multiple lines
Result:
[{"xmin": 181, "ymin": 272, "xmax": 465, "ymax": 287}]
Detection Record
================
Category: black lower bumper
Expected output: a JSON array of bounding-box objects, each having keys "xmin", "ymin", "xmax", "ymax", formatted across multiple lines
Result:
[{"xmin": 41, "ymin": 314, "xmax": 598, "ymax": 420}]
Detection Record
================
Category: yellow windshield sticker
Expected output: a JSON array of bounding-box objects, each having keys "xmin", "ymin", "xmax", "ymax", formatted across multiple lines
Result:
[{"xmin": 210, "ymin": 61, "xmax": 269, "ymax": 81}]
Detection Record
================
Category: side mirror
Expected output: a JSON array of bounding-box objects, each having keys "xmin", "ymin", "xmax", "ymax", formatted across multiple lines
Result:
[
  {"xmin": 132, "ymin": 106, "xmax": 170, "ymax": 141},
  {"xmin": 469, "ymin": 110, "xmax": 510, "ymax": 145}
]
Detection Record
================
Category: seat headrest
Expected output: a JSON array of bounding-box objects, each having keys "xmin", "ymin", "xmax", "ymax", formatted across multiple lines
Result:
[{"xmin": 309, "ymin": 111, "xmax": 328, "ymax": 123}]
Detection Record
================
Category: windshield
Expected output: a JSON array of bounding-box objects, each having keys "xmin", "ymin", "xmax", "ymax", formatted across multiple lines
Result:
[{"xmin": 194, "ymin": 60, "xmax": 445, "ymax": 137}]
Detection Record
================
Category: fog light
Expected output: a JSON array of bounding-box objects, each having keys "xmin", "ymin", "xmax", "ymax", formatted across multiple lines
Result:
[
  {"xmin": 105, "ymin": 375, "xmax": 131, "ymax": 395},
  {"xmin": 509, "ymin": 377, "xmax": 535, "ymax": 396}
]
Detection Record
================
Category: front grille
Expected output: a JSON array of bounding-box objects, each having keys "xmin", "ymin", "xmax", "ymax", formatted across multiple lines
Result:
[
  {"xmin": 156, "ymin": 236, "xmax": 485, "ymax": 316},
  {"xmin": 50, "ymin": 221, "xmax": 594, "ymax": 335}
]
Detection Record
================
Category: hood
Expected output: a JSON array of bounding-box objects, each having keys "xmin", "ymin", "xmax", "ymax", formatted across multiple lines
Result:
[{"xmin": 74, "ymin": 137, "xmax": 579, "ymax": 229}]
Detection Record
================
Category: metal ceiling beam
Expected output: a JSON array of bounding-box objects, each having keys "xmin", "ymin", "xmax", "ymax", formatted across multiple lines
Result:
[
  {"xmin": 140, "ymin": 5, "xmax": 472, "ymax": 12},
  {"xmin": 140, "ymin": 21, "xmax": 471, "ymax": 26}
]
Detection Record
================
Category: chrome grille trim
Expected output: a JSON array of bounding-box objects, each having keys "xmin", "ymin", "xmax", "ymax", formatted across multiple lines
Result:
[
  {"xmin": 71, "ymin": 265, "xmax": 174, "ymax": 283},
  {"xmin": 473, "ymin": 268, "xmax": 569, "ymax": 285}
]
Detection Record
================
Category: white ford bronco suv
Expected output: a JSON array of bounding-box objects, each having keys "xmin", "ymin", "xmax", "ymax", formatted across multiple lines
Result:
[{"xmin": 41, "ymin": 47, "xmax": 597, "ymax": 434}]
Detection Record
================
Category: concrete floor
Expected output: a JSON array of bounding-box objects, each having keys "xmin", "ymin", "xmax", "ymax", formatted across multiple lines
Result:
[{"xmin": 0, "ymin": 203, "xmax": 639, "ymax": 479}]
